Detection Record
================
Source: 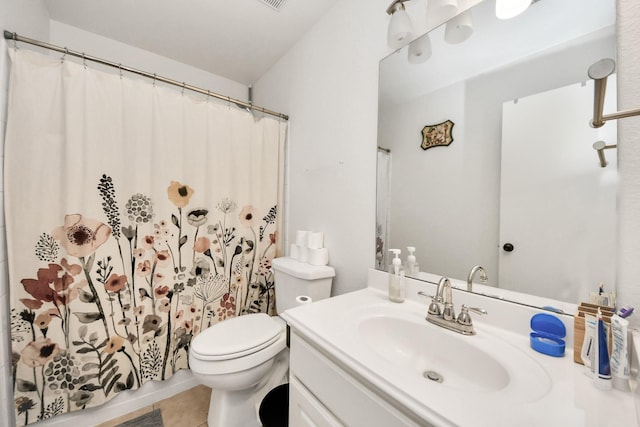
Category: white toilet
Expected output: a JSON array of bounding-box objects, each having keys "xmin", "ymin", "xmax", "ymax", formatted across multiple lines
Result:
[{"xmin": 189, "ymin": 256, "xmax": 335, "ymax": 427}]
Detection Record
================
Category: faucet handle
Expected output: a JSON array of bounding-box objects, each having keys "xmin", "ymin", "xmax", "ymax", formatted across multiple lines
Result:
[
  {"xmin": 417, "ymin": 291, "xmax": 442, "ymax": 316},
  {"xmin": 456, "ymin": 304, "xmax": 487, "ymax": 326},
  {"xmin": 417, "ymin": 291, "xmax": 432, "ymax": 299},
  {"xmin": 467, "ymin": 306, "xmax": 487, "ymax": 315}
]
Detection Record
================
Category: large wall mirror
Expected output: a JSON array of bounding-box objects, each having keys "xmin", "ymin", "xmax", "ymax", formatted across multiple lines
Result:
[{"xmin": 376, "ymin": 0, "xmax": 617, "ymax": 307}]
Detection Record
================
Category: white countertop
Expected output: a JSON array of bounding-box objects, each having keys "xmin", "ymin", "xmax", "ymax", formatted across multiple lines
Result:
[{"xmin": 281, "ymin": 269, "xmax": 638, "ymax": 427}]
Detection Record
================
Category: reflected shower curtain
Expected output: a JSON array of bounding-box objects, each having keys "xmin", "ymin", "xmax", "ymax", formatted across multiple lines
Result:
[
  {"xmin": 376, "ymin": 149, "xmax": 391, "ymax": 270},
  {"xmin": 5, "ymin": 49, "xmax": 286, "ymax": 425}
]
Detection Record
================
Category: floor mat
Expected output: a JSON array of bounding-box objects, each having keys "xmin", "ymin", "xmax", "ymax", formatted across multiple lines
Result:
[{"xmin": 116, "ymin": 408, "xmax": 164, "ymax": 427}]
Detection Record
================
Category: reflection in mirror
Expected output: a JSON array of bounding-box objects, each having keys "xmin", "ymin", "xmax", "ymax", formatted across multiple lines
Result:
[{"xmin": 376, "ymin": 0, "xmax": 617, "ymax": 307}]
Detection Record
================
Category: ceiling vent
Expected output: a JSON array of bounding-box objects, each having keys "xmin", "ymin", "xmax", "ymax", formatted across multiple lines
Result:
[{"xmin": 259, "ymin": 0, "xmax": 287, "ymax": 11}]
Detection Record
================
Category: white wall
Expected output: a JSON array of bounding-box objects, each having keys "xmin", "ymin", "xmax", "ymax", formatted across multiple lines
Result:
[
  {"xmin": 48, "ymin": 22, "xmax": 248, "ymax": 103},
  {"xmin": 253, "ymin": 0, "xmax": 390, "ymax": 296},
  {"xmin": 379, "ymin": 82, "xmax": 471, "ymax": 278},
  {"xmin": 616, "ymin": 0, "xmax": 640, "ymax": 330}
]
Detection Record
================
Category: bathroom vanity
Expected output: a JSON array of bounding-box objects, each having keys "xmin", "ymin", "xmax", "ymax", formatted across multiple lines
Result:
[{"xmin": 281, "ymin": 269, "xmax": 638, "ymax": 427}]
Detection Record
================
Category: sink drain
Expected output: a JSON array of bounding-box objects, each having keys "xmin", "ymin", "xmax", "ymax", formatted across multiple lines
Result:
[{"xmin": 423, "ymin": 370, "xmax": 443, "ymax": 383}]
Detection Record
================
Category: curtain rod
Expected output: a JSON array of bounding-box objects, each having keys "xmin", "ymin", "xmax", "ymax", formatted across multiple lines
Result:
[{"xmin": 3, "ymin": 30, "xmax": 289, "ymax": 121}]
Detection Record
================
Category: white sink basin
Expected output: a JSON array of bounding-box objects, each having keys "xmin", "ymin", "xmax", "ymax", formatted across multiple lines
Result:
[
  {"xmin": 359, "ymin": 315, "xmax": 509, "ymax": 393},
  {"xmin": 354, "ymin": 310, "xmax": 551, "ymax": 403},
  {"xmin": 282, "ymin": 282, "xmax": 638, "ymax": 427}
]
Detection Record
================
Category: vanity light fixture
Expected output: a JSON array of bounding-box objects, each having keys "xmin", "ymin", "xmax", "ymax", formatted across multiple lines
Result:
[
  {"xmin": 495, "ymin": 0, "xmax": 532, "ymax": 20},
  {"xmin": 387, "ymin": 0, "xmax": 415, "ymax": 49},
  {"xmin": 387, "ymin": 0, "xmax": 473, "ymax": 59},
  {"xmin": 444, "ymin": 9, "xmax": 473, "ymax": 44},
  {"xmin": 408, "ymin": 32, "xmax": 432, "ymax": 63}
]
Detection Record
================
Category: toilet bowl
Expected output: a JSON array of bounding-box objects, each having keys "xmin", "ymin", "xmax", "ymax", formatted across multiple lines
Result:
[{"xmin": 189, "ymin": 257, "xmax": 335, "ymax": 427}]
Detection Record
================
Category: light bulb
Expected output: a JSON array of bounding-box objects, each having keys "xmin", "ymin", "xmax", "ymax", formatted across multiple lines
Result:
[
  {"xmin": 495, "ymin": 0, "xmax": 532, "ymax": 20},
  {"xmin": 388, "ymin": 3, "xmax": 414, "ymax": 49},
  {"xmin": 408, "ymin": 34, "xmax": 432, "ymax": 64},
  {"xmin": 444, "ymin": 10, "xmax": 473, "ymax": 44},
  {"xmin": 427, "ymin": 0, "xmax": 458, "ymax": 25}
]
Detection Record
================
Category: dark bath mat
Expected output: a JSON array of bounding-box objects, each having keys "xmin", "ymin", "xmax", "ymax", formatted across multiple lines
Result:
[{"xmin": 116, "ymin": 408, "xmax": 164, "ymax": 427}]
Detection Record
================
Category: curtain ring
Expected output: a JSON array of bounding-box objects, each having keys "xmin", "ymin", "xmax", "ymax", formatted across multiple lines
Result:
[
  {"xmin": 181, "ymin": 82, "xmax": 186, "ymax": 96},
  {"xmin": 118, "ymin": 63, "xmax": 123, "ymax": 79},
  {"xmin": 153, "ymin": 73, "xmax": 157, "ymax": 87},
  {"xmin": 207, "ymin": 90, "xmax": 211, "ymax": 103},
  {"xmin": 81, "ymin": 53, "xmax": 87, "ymax": 69},
  {"xmin": 12, "ymin": 32, "xmax": 18, "ymax": 49},
  {"xmin": 61, "ymin": 47, "xmax": 68, "ymax": 63}
]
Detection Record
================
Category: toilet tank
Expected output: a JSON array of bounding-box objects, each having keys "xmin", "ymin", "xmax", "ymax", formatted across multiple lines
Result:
[{"xmin": 272, "ymin": 257, "xmax": 335, "ymax": 314}]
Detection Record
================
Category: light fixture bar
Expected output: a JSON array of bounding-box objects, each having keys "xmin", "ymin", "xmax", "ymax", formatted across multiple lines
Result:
[{"xmin": 386, "ymin": 0, "xmax": 411, "ymax": 15}]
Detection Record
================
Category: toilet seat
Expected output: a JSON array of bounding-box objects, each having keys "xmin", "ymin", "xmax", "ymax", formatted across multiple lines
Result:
[{"xmin": 191, "ymin": 313, "xmax": 285, "ymax": 361}]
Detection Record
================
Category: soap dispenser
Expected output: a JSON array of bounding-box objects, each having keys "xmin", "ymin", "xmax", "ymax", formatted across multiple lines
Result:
[
  {"xmin": 388, "ymin": 249, "xmax": 405, "ymax": 303},
  {"xmin": 406, "ymin": 246, "xmax": 420, "ymax": 276}
]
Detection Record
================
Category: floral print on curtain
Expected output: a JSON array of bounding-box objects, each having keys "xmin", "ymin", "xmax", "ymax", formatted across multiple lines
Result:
[
  {"xmin": 11, "ymin": 177, "xmax": 278, "ymax": 425},
  {"xmin": 5, "ymin": 48, "xmax": 285, "ymax": 426}
]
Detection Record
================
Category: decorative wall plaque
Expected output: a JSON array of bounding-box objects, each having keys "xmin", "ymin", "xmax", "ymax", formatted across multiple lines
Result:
[{"xmin": 421, "ymin": 120, "xmax": 454, "ymax": 150}]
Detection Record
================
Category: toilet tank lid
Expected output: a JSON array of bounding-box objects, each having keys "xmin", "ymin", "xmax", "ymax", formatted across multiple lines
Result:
[{"xmin": 272, "ymin": 257, "xmax": 335, "ymax": 280}]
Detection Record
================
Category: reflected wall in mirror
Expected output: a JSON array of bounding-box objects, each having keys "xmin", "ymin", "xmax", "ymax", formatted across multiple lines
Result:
[{"xmin": 376, "ymin": 0, "xmax": 617, "ymax": 306}]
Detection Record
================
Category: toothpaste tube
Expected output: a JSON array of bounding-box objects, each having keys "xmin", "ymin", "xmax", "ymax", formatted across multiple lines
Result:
[
  {"xmin": 611, "ymin": 314, "xmax": 631, "ymax": 391},
  {"xmin": 581, "ymin": 313, "xmax": 596, "ymax": 369},
  {"xmin": 593, "ymin": 308, "xmax": 612, "ymax": 390}
]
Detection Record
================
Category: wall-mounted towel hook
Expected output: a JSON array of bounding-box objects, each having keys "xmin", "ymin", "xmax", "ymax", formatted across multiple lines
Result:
[
  {"xmin": 589, "ymin": 58, "xmax": 640, "ymax": 128},
  {"xmin": 593, "ymin": 140, "xmax": 617, "ymax": 168}
]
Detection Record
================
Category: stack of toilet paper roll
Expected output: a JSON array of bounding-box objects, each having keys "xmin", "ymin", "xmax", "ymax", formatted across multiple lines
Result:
[{"xmin": 290, "ymin": 230, "xmax": 329, "ymax": 266}]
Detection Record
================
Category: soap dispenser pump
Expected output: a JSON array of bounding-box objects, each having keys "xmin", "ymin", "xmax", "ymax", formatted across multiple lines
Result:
[
  {"xmin": 406, "ymin": 246, "xmax": 420, "ymax": 276},
  {"xmin": 388, "ymin": 249, "xmax": 405, "ymax": 303}
]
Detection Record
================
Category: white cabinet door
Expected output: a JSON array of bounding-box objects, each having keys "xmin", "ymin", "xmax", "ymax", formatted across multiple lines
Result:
[
  {"xmin": 289, "ymin": 376, "xmax": 344, "ymax": 427},
  {"xmin": 289, "ymin": 332, "xmax": 425, "ymax": 427}
]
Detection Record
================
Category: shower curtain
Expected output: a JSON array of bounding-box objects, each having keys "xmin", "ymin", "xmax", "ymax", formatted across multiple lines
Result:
[
  {"xmin": 5, "ymin": 48, "xmax": 286, "ymax": 426},
  {"xmin": 376, "ymin": 149, "xmax": 391, "ymax": 270}
]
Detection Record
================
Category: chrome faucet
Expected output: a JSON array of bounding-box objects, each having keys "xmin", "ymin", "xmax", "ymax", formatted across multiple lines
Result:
[
  {"xmin": 466, "ymin": 265, "xmax": 488, "ymax": 292},
  {"xmin": 435, "ymin": 277, "xmax": 455, "ymax": 321},
  {"xmin": 419, "ymin": 276, "xmax": 487, "ymax": 335}
]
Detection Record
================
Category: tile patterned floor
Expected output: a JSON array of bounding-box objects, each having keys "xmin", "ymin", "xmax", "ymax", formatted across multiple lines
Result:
[{"xmin": 96, "ymin": 385, "xmax": 212, "ymax": 427}]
